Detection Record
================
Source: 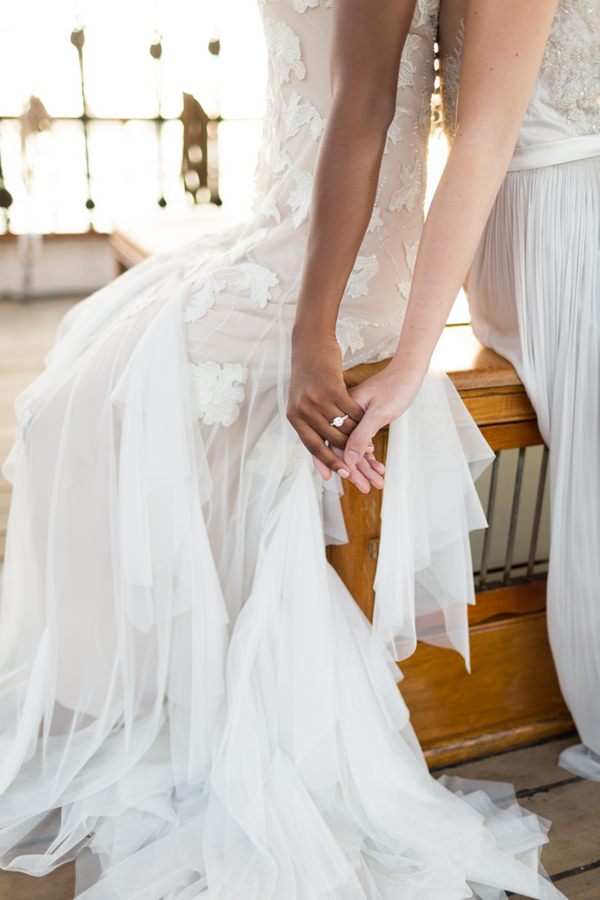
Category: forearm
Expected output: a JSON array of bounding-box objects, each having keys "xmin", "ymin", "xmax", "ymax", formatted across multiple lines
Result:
[
  {"xmin": 292, "ymin": 0, "xmax": 417, "ymax": 345},
  {"xmin": 388, "ymin": 133, "xmax": 515, "ymax": 382},
  {"xmin": 293, "ymin": 97, "xmax": 391, "ymax": 339},
  {"xmin": 388, "ymin": 0, "xmax": 558, "ymax": 386}
]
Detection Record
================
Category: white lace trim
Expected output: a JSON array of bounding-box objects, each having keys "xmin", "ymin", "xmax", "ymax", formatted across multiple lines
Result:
[
  {"xmin": 336, "ymin": 316, "xmax": 370, "ymax": 357},
  {"xmin": 185, "ymin": 274, "xmax": 228, "ymax": 324},
  {"xmin": 284, "ymin": 92, "xmax": 324, "ymax": 141},
  {"xmin": 264, "ymin": 21, "xmax": 306, "ymax": 83},
  {"xmin": 286, "ymin": 169, "xmax": 313, "ymax": 228},
  {"xmin": 388, "ymin": 161, "xmax": 423, "ymax": 215},
  {"xmin": 345, "ymin": 255, "xmax": 379, "ymax": 299},
  {"xmin": 189, "ymin": 361, "xmax": 248, "ymax": 427}
]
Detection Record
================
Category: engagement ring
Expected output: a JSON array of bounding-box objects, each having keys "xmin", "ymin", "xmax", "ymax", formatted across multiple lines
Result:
[{"xmin": 330, "ymin": 414, "xmax": 348, "ymax": 428}]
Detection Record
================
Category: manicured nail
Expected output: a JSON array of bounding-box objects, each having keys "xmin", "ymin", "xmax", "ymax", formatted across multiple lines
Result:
[{"xmin": 338, "ymin": 468, "xmax": 350, "ymax": 478}]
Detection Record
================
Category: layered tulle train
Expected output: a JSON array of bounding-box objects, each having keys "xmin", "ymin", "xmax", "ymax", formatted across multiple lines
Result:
[{"xmin": 0, "ymin": 240, "xmax": 565, "ymax": 898}]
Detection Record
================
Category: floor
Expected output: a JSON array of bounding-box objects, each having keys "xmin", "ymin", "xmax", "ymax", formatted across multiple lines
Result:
[{"xmin": 1, "ymin": 299, "xmax": 599, "ymax": 899}]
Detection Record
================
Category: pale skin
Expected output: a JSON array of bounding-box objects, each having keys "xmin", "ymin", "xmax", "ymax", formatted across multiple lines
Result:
[{"xmin": 287, "ymin": 0, "xmax": 560, "ymax": 490}]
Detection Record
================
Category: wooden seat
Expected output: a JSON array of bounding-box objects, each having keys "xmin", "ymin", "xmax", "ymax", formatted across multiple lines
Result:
[{"xmin": 110, "ymin": 221, "xmax": 572, "ymax": 765}]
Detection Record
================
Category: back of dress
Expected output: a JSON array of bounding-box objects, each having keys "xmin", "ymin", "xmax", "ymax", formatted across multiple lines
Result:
[{"xmin": 440, "ymin": 0, "xmax": 600, "ymax": 166}]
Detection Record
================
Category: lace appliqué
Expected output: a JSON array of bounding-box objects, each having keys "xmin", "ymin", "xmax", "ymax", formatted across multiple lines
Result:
[
  {"xmin": 542, "ymin": 0, "xmax": 600, "ymax": 136},
  {"xmin": 385, "ymin": 107, "xmax": 411, "ymax": 154},
  {"xmin": 345, "ymin": 255, "xmax": 379, "ymax": 299},
  {"xmin": 336, "ymin": 317, "xmax": 370, "ymax": 357},
  {"xmin": 185, "ymin": 274, "xmax": 227, "ymax": 323},
  {"xmin": 185, "ymin": 264, "xmax": 279, "ymax": 323},
  {"xmin": 265, "ymin": 21, "xmax": 306, "ymax": 83},
  {"xmin": 388, "ymin": 161, "xmax": 423, "ymax": 215},
  {"xmin": 290, "ymin": 0, "xmax": 319, "ymax": 12},
  {"xmin": 235, "ymin": 263, "xmax": 280, "ymax": 307},
  {"xmin": 189, "ymin": 361, "xmax": 248, "ymax": 427},
  {"xmin": 286, "ymin": 170, "xmax": 313, "ymax": 227},
  {"xmin": 440, "ymin": 18, "xmax": 464, "ymax": 139},
  {"xmin": 284, "ymin": 92, "xmax": 324, "ymax": 141}
]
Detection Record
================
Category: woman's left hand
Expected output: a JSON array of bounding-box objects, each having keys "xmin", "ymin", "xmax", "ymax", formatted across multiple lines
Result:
[{"xmin": 342, "ymin": 364, "xmax": 424, "ymax": 471}]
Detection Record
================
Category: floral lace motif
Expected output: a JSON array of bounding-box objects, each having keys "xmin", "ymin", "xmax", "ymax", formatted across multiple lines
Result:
[
  {"xmin": 189, "ymin": 361, "xmax": 248, "ymax": 427},
  {"xmin": 286, "ymin": 170, "xmax": 313, "ymax": 227},
  {"xmin": 388, "ymin": 161, "xmax": 423, "ymax": 215},
  {"xmin": 264, "ymin": 21, "xmax": 306, "ymax": 83},
  {"xmin": 542, "ymin": 0, "xmax": 600, "ymax": 136},
  {"xmin": 284, "ymin": 92, "xmax": 324, "ymax": 141},
  {"xmin": 385, "ymin": 107, "xmax": 411, "ymax": 154},
  {"xmin": 336, "ymin": 316, "xmax": 370, "ymax": 357},
  {"xmin": 185, "ymin": 274, "xmax": 227, "ymax": 323},
  {"xmin": 344, "ymin": 255, "xmax": 379, "ymax": 299}
]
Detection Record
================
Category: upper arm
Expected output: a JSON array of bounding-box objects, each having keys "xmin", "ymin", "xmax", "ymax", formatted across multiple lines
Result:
[
  {"xmin": 456, "ymin": 0, "xmax": 559, "ymax": 150},
  {"xmin": 330, "ymin": 0, "xmax": 417, "ymax": 118}
]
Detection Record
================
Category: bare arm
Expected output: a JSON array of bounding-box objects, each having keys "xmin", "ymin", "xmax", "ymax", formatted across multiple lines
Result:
[
  {"xmin": 287, "ymin": 0, "xmax": 417, "ymax": 488},
  {"xmin": 344, "ymin": 0, "xmax": 560, "ymax": 465}
]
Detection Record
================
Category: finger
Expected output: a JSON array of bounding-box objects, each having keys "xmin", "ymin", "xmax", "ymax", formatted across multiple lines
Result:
[
  {"xmin": 339, "ymin": 394, "xmax": 367, "ymax": 422},
  {"xmin": 356, "ymin": 457, "xmax": 384, "ymax": 490},
  {"xmin": 330, "ymin": 445, "xmax": 371, "ymax": 493},
  {"xmin": 304, "ymin": 408, "xmax": 356, "ymax": 450},
  {"xmin": 347, "ymin": 467, "xmax": 371, "ymax": 494},
  {"xmin": 294, "ymin": 421, "xmax": 350, "ymax": 476},
  {"xmin": 366, "ymin": 452, "xmax": 385, "ymax": 476},
  {"xmin": 312, "ymin": 455, "xmax": 332, "ymax": 481},
  {"xmin": 325, "ymin": 413, "xmax": 358, "ymax": 437},
  {"xmin": 344, "ymin": 408, "xmax": 382, "ymax": 468}
]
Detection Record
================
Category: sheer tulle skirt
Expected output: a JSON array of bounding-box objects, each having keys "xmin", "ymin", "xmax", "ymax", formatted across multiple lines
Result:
[
  {"xmin": 470, "ymin": 154, "xmax": 600, "ymax": 773},
  {"xmin": 0, "ymin": 228, "xmax": 564, "ymax": 897}
]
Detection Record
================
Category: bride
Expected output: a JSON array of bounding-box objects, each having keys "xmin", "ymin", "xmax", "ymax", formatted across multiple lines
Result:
[{"xmin": 0, "ymin": 1, "xmax": 564, "ymax": 898}]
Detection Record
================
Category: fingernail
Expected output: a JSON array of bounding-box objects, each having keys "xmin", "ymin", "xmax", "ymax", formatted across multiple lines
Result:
[
  {"xmin": 337, "ymin": 468, "xmax": 350, "ymax": 478},
  {"xmin": 367, "ymin": 444, "xmax": 375, "ymax": 452}
]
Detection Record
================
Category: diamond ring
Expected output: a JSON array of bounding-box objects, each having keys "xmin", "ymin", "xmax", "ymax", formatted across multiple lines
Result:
[{"xmin": 330, "ymin": 414, "xmax": 348, "ymax": 428}]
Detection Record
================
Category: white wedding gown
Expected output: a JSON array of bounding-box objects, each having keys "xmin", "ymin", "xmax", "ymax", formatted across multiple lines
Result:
[
  {"xmin": 0, "ymin": 2, "xmax": 565, "ymax": 898},
  {"xmin": 440, "ymin": 0, "xmax": 600, "ymax": 781}
]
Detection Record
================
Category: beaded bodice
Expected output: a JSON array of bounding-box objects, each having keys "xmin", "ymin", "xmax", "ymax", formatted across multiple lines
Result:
[{"xmin": 440, "ymin": 0, "xmax": 600, "ymax": 148}]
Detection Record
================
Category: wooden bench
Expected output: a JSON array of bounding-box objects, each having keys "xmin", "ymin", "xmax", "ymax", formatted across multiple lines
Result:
[{"xmin": 110, "ymin": 222, "xmax": 573, "ymax": 766}]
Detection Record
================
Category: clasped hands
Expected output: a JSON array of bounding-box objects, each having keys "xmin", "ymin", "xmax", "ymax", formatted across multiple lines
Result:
[{"xmin": 287, "ymin": 333, "xmax": 419, "ymax": 493}]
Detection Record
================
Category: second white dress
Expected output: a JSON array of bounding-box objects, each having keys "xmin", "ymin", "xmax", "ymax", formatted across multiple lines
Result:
[{"xmin": 440, "ymin": 0, "xmax": 600, "ymax": 778}]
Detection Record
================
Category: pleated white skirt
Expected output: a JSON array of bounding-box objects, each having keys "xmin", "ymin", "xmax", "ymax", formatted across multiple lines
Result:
[{"xmin": 470, "ymin": 154, "xmax": 600, "ymax": 776}]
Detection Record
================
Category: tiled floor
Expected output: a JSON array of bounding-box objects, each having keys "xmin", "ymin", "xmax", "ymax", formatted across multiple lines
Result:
[{"xmin": 1, "ymin": 300, "xmax": 599, "ymax": 899}]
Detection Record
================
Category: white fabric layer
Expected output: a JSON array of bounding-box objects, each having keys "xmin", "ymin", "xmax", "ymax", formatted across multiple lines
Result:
[
  {"xmin": 0, "ymin": 1, "xmax": 564, "ymax": 897},
  {"xmin": 470, "ymin": 156, "xmax": 600, "ymax": 757},
  {"xmin": 508, "ymin": 134, "xmax": 600, "ymax": 171},
  {"xmin": 441, "ymin": 0, "xmax": 600, "ymax": 770}
]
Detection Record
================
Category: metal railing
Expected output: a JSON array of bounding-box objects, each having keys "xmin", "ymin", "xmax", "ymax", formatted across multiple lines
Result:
[{"xmin": 476, "ymin": 445, "xmax": 550, "ymax": 591}]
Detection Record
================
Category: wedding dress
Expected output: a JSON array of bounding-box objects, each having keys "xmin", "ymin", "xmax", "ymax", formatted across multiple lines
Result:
[
  {"xmin": 0, "ymin": 1, "xmax": 564, "ymax": 897},
  {"xmin": 440, "ymin": 0, "xmax": 600, "ymax": 781}
]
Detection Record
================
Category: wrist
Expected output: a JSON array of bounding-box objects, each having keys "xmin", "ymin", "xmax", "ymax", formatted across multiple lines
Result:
[
  {"xmin": 292, "ymin": 317, "xmax": 337, "ymax": 349},
  {"xmin": 386, "ymin": 354, "xmax": 428, "ymax": 393}
]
